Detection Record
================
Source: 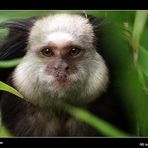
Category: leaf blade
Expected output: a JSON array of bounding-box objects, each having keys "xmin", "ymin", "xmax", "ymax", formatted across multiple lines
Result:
[
  {"xmin": 65, "ymin": 104, "xmax": 130, "ymax": 137},
  {"xmin": 0, "ymin": 81, "xmax": 23, "ymax": 98},
  {"xmin": 0, "ymin": 58, "xmax": 22, "ymax": 68}
]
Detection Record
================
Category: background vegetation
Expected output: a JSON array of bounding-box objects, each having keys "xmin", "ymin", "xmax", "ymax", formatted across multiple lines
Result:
[{"xmin": 0, "ymin": 10, "xmax": 148, "ymax": 137}]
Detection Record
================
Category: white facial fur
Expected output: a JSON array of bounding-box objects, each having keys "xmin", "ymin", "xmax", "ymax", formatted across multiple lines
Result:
[
  {"xmin": 28, "ymin": 14, "xmax": 95, "ymax": 51},
  {"xmin": 13, "ymin": 13, "xmax": 109, "ymax": 107},
  {"xmin": 45, "ymin": 32, "xmax": 74, "ymax": 45}
]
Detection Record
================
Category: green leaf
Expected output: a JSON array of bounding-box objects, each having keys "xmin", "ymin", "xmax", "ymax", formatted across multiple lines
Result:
[
  {"xmin": 0, "ymin": 81, "xmax": 23, "ymax": 98},
  {"xmin": 138, "ymin": 46, "xmax": 148, "ymax": 77},
  {"xmin": 0, "ymin": 58, "xmax": 22, "ymax": 68},
  {"xmin": 132, "ymin": 11, "xmax": 148, "ymax": 51},
  {"xmin": 65, "ymin": 104, "xmax": 130, "ymax": 137}
]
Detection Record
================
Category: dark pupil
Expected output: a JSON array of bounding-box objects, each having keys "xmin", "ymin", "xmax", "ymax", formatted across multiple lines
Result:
[
  {"xmin": 44, "ymin": 49, "xmax": 51, "ymax": 54},
  {"xmin": 70, "ymin": 48, "xmax": 79, "ymax": 55}
]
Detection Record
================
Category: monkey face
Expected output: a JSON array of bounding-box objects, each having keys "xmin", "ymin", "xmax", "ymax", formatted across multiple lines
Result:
[
  {"xmin": 13, "ymin": 46, "xmax": 92, "ymax": 106},
  {"xmin": 26, "ymin": 30, "xmax": 90, "ymax": 90},
  {"xmin": 13, "ymin": 14, "xmax": 109, "ymax": 107},
  {"xmin": 37, "ymin": 33, "xmax": 86, "ymax": 88}
]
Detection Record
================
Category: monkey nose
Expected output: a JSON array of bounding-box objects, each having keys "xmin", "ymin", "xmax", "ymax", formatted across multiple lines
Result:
[{"xmin": 54, "ymin": 62, "xmax": 69, "ymax": 71}]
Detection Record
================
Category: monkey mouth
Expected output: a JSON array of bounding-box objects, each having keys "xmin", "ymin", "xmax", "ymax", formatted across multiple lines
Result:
[
  {"xmin": 54, "ymin": 78, "xmax": 70, "ymax": 88},
  {"xmin": 53, "ymin": 72, "xmax": 71, "ymax": 87}
]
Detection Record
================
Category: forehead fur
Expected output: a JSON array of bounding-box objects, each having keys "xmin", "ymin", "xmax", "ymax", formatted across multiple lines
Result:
[{"xmin": 29, "ymin": 14, "xmax": 95, "ymax": 49}]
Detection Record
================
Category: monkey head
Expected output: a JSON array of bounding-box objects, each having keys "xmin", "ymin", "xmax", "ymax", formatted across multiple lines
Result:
[{"xmin": 12, "ymin": 14, "xmax": 109, "ymax": 107}]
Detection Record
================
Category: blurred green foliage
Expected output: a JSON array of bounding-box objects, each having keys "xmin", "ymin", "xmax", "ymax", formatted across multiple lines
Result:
[
  {"xmin": 65, "ymin": 104, "xmax": 130, "ymax": 137},
  {"xmin": 0, "ymin": 58, "xmax": 21, "ymax": 68},
  {"xmin": 0, "ymin": 125, "xmax": 11, "ymax": 137},
  {"xmin": 0, "ymin": 10, "xmax": 148, "ymax": 137}
]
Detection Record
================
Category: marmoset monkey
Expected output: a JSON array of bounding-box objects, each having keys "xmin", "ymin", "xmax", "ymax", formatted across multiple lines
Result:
[{"xmin": 0, "ymin": 13, "xmax": 131, "ymax": 136}]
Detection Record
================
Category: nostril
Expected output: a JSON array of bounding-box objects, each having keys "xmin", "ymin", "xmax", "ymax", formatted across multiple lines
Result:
[
  {"xmin": 65, "ymin": 65, "xmax": 69, "ymax": 71},
  {"xmin": 63, "ymin": 62, "xmax": 69, "ymax": 71}
]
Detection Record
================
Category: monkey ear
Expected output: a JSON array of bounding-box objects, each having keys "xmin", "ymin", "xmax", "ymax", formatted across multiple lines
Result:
[{"xmin": 0, "ymin": 17, "xmax": 38, "ymax": 60}]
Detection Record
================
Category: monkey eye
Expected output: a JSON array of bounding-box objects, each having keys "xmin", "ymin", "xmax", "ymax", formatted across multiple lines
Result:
[
  {"xmin": 69, "ymin": 47, "xmax": 81, "ymax": 56},
  {"xmin": 41, "ymin": 48, "xmax": 54, "ymax": 57}
]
